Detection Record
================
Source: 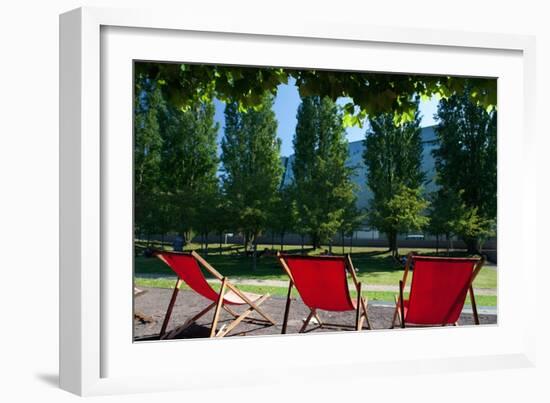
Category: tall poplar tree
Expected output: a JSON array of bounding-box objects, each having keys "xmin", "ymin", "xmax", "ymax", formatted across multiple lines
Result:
[
  {"xmin": 134, "ymin": 80, "xmax": 164, "ymax": 241},
  {"xmin": 292, "ymin": 96, "xmax": 357, "ymax": 250},
  {"xmin": 432, "ymin": 84, "xmax": 497, "ymax": 253},
  {"xmin": 220, "ymin": 93, "xmax": 283, "ymax": 258},
  {"xmin": 160, "ymin": 100, "xmax": 219, "ymax": 245},
  {"xmin": 363, "ymin": 104, "xmax": 428, "ymax": 257}
]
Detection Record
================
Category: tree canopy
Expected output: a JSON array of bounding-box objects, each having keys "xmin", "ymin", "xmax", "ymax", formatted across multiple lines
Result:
[{"xmin": 135, "ymin": 62, "xmax": 497, "ymax": 127}]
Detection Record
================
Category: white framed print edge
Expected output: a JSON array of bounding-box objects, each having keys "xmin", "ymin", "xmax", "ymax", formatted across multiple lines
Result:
[{"xmin": 59, "ymin": 6, "xmax": 537, "ymax": 397}]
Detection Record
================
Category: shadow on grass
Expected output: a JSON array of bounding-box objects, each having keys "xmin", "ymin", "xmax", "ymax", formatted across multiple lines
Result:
[
  {"xmin": 136, "ymin": 241, "xmax": 481, "ymax": 280},
  {"xmin": 135, "ymin": 244, "xmax": 409, "ymax": 279}
]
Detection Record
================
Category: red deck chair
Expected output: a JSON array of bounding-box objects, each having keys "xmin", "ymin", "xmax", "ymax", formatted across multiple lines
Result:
[
  {"xmin": 392, "ymin": 253, "xmax": 485, "ymax": 328},
  {"xmin": 154, "ymin": 250, "xmax": 276, "ymax": 339},
  {"xmin": 277, "ymin": 252, "xmax": 371, "ymax": 334}
]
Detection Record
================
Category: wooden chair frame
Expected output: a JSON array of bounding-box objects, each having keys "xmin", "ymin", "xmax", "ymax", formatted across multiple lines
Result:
[
  {"xmin": 277, "ymin": 252, "xmax": 371, "ymax": 334},
  {"xmin": 391, "ymin": 252, "xmax": 485, "ymax": 329},
  {"xmin": 157, "ymin": 250, "xmax": 276, "ymax": 339}
]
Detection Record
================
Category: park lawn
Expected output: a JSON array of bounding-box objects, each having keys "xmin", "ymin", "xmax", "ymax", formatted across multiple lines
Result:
[
  {"xmin": 134, "ymin": 277, "xmax": 497, "ymax": 307},
  {"xmin": 135, "ymin": 243, "xmax": 497, "ymax": 290}
]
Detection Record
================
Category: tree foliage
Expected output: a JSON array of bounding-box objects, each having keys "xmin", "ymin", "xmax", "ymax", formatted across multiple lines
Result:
[
  {"xmin": 340, "ymin": 203, "xmax": 365, "ymax": 238},
  {"xmin": 220, "ymin": 93, "xmax": 283, "ymax": 252},
  {"xmin": 291, "ymin": 96, "xmax": 358, "ymax": 249},
  {"xmin": 134, "ymin": 80, "xmax": 164, "ymax": 238},
  {"xmin": 432, "ymin": 84, "xmax": 497, "ymax": 253},
  {"xmin": 376, "ymin": 185, "xmax": 429, "ymax": 235},
  {"xmin": 157, "ymin": 98, "xmax": 220, "ymax": 243},
  {"xmin": 133, "ymin": 63, "xmax": 498, "ymax": 259},
  {"xmin": 427, "ymin": 187, "xmax": 459, "ymax": 240},
  {"xmin": 135, "ymin": 62, "xmax": 497, "ymax": 127},
  {"xmin": 363, "ymin": 105, "xmax": 428, "ymax": 256},
  {"xmin": 268, "ymin": 185, "xmax": 296, "ymax": 250}
]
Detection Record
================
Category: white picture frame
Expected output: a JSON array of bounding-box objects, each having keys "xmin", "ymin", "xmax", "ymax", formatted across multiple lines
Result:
[{"xmin": 59, "ymin": 6, "xmax": 537, "ymax": 396}]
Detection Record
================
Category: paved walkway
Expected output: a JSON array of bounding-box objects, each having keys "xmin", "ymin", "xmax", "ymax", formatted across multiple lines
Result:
[
  {"xmin": 138, "ymin": 273, "xmax": 496, "ymax": 296},
  {"xmin": 209, "ymin": 278, "xmax": 498, "ymax": 296}
]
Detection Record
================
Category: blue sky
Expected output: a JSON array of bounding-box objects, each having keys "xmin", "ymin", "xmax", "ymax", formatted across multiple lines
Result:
[{"xmin": 214, "ymin": 80, "xmax": 440, "ymax": 157}]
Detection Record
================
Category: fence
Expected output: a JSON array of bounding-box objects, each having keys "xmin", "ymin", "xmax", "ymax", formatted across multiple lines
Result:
[{"xmin": 140, "ymin": 231, "xmax": 497, "ymax": 258}]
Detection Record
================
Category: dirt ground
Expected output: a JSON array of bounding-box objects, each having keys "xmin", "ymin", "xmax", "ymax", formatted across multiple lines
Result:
[{"xmin": 133, "ymin": 287, "xmax": 497, "ymax": 341}]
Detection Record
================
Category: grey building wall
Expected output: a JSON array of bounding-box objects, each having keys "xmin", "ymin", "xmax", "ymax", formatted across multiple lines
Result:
[{"xmin": 281, "ymin": 125, "xmax": 439, "ymax": 210}]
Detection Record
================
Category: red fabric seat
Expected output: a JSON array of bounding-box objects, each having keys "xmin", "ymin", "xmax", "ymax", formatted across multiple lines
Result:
[
  {"xmin": 156, "ymin": 251, "xmax": 260, "ymax": 305},
  {"xmin": 282, "ymin": 255, "xmax": 355, "ymax": 311},
  {"xmin": 403, "ymin": 257, "xmax": 480, "ymax": 325}
]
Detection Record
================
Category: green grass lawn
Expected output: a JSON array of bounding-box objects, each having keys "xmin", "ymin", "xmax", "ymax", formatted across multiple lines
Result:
[{"xmin": 134, "ymin": 242, "xmax": 497, "ymax": 306}]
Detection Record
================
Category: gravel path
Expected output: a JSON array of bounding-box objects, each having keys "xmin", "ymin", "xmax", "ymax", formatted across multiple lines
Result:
[{"xmin": 134, "ymin": 287, "xmax": 497, "ymax": 341}]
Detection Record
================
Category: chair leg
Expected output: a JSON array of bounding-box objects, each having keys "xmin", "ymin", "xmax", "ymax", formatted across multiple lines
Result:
[
  {"xmin": 313, "ymin": 312, "xmax": 323, "ymax": 327},
  {"xmin": 281, "ymin": 281, "xmax": 293, "ymax": 334},
  {"xmin": 210, "ymin": 278, "xmax": 227, "ymax": 338},
  {"xmin": 299, "ymin": 309, "xmax": 315, "ymax": 333},
  {"xmin": 357, "ymin": 312, "xmax": 365, "ymax": 331},
  {"xmin": 361, "ymin": 297, "xmax": 371, "ymax": 330},
  {"xmin": 226, "ymin": 284, "xmax": 277, "ymax": 325},
  {"xmin": 355, "ymin": 283, "xmax": 362, "ymax": 330},
  {"xmin": 216, "ymin": 294, "xmax": 271, "ymax": 337},
  {"xmin": 159, "ymin": 278, "xmax": 182, "ymax": 338},
  {"xmin": 399, "ymin": 280, "xmax": 406, "ymax": 329},
  {"xmin": 390, "ymin": 296, "xmax": 399, "ymax": 329},
  {"xmin": 223, "ymin": 304, "xmax": 272, "ymax": 325},
  {"xmin": 469, "ymin": 286, "xmax": 480, "ymax": 325}
]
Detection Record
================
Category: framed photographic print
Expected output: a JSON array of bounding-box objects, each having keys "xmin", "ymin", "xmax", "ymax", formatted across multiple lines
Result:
[{"xmin": 60, "ymin": 6, "xmax": 536, "ymax": 396}]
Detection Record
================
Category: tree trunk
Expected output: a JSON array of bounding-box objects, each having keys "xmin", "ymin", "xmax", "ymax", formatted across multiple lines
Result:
[
  {"xmin": 311, "ymin": 234, "xmax": 320, "ymax": 251},
  {"xmin": 271, "ymin": 232, "xmax": 275, "ymax": 250},
  {"xmin": 341, "ymin": 230, "xmax": 345, "ymax": 254},
  {"xmin": 329, "ymin": 240, "xmax": 333, "ymax": 255},
  {"xmin": 436, "ymin": 233, "xmax": 439, "ymax": 254},
  {"xmin": 243, "ymin": 232, "xmax": 249, "ymax": 255},
  {"xmin": 280, "ymin": 232, "xmax": 285, "ymax": 251},
  {"xmin": 394, "ymin": 235, "xmax": 399, "ymax": 259},
  {"xmin": 204, "ymin": 232, "xmax": 209, "ymax": 257},
  {"xmin": 464, "ymin": 237, "xmax": 481, "ymax": 255},
  {"xmin": 350, "ymin": 232, "xmax": 353, "ymax": 254},
  {"xmin": 388, "ymin": 232, "xmax": 398, "ymax": 258},
  {"xmin": 252, "ymin": 233, "xmax": 258, "ymax": 272},
  {"xmin": 219, "ymin": 232, "xmax": 223, "ymax": 256},
  {"xmin": 301, "ymin": 234, "xmax": 305, "ymax": 254},
  {"xmin": 161, "ymin": 233, "xmax": 165, "ymax": 250},
  {"xmin": 182, "ymin": 231, "xmax": 188, "ymax": 249}
]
